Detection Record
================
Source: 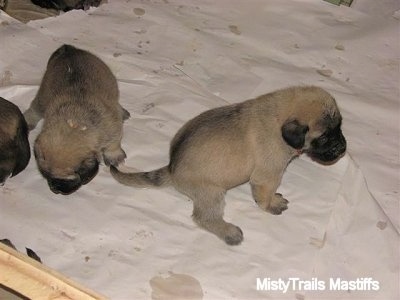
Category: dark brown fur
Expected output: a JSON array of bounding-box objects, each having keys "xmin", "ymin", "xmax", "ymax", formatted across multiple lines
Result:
[{"xmin": 0, "ymin": 97, "xmax": 30, "ymax": 184}]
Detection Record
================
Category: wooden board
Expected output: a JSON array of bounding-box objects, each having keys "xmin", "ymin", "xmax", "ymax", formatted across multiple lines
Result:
[{"xmin": 0, "ymin": 243, "xmax": 107, "ymax": 300}]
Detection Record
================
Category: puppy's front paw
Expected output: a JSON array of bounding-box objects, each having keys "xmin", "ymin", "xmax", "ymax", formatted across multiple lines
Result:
[
  {"xmin": 103, "ymin": 148, "xmax": 126, "ymax": 166},
  {"xmin": 224, "ymin": 224, "xmax": 244, "ymax": 245},
  {"xmin": 267, "ymin": 193, "xmax": 289, "ymax": 215}
]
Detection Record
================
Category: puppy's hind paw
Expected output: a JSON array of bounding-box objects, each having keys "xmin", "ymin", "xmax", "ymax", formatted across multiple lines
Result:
[
  {"xmin": 103, "ymin": 148, "xmax": 126, "ymax": 166},
  {"xmin": 267, "ymin": 193, "xmax": 289, "ymax": 215}
]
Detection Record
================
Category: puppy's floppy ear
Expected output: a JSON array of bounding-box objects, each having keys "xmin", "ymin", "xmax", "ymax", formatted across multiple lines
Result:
[
  {"xmin": 77, "ymin": 157, "xmax": 99, "ymax": 185},
  {"xmin": 281, "ymin": 119, "xmax": 309, "ymax": 149}
]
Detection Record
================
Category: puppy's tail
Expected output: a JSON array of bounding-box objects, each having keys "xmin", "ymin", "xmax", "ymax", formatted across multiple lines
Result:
[{"xmin": 110, "ymin": 165, "xmax": 171, "ymax": 188}]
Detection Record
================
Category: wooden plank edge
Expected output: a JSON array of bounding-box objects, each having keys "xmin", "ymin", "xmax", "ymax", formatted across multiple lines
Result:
[{"xmin": 0, "ymin": 243, "xmax": 107, "ymax": 300}]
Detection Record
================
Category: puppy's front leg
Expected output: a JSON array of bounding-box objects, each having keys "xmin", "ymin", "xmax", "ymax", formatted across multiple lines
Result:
[
  {"xmin": 24, "ymin": 98, "xmax": 43, "ymax": 130},
  {"xmin": 119, "ymin": 105, "xmax": 130, "ymax": 121},
  {"xmin": 250, "ymin": 174, "xmax": 288, "ymax": 215}
]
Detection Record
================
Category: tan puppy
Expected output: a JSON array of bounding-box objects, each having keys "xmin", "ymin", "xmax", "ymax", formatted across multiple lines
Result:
[
  {"xmin": 0, "ymin": 97, "xmax": 30, "ymax": 184},
  {"xmin": 111, "ymin": 86, "xmax": 346, "ymax": 245},
  {"xmin": 25, "ymin": 44, "xmax": 129, "ymax": 195}
]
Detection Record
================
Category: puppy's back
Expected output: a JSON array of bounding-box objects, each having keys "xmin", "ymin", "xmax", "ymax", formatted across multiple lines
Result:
[{"xmin": 37, "ymin": 44, "xmax": 119, "ymax": 109}]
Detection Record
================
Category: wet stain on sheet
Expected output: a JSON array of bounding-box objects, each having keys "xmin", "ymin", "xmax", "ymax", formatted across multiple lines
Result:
[
  {"xmin": 229, "ymin": 25, "xmax": 241, "ymax": 35},
  {"xmin": 376, "ymin": 221, "xmax": 387, "ymax": 230},
  {"xmin": 142, "ymin": 103, "xmax": 155, "ymax": 113},
  {"xmin": 113, "ymin": 52, "xmax": 122, "ymax": 57},
  {"xmin": 134, "ymin": 8, "xmax": 146, "ymax": 16},
  {"xmin": 335, "ymin": 43, "xmax": 345, "ymax": 51},
  {"xmin": 309, "ymin": 233, "xmax": 326, "ymax": 248},
  {"xmin": 316, "ymin": 69, "xmax": 333, "ymax": 77},
  {"xmin": 1, "ymin": 21, "xmax": 9, "ymax": 26},
  {"xmin": 134, "ymin": 29, "xmax": 147, "ymax": 34},
  {"xmin": 295, "ymin": 293, "xmax": 305, "ymax": 300},
  {"xmin": 150, "ymin": 272, "xmax": 203, "ymax": 300},
  {"xmin": 0, "ymin": 70, "xmax": 13, "ymax": 86}
]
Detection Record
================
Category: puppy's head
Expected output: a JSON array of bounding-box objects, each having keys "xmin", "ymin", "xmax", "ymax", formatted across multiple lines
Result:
[
  {"xmin": 34, "ymin": 124, "xmax": 99, "ymax": 195},
  {"xmin": 281, "ymin": 87, "xmax": 346, "ymax": 164}
]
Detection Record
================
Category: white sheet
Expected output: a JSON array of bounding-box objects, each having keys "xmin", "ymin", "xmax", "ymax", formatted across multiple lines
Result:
[{"xmin": 0, "ymin": 0, "xmax": 398, "ymax": 299}]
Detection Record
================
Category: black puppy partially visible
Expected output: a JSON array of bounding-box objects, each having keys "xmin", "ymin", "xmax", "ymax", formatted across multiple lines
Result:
[
  {"xmin": 31, "ymin": 0, "xmax": 102, "ymax": 12},
  {"xmin": 0, "ymin": 97, "xmax": 30, "ymax": 184}
]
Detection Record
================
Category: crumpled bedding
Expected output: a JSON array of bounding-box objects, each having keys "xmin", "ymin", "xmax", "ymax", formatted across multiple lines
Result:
[{"xmin": 0, "ymin": 0, "xmax": 398, "ymax": 299}]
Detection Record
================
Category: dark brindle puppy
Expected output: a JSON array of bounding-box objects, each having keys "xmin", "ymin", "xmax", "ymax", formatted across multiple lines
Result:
[
  {"xmin": 111, "ymin": 86, "xmax": 346, "ymax": 245},
  {"xmin": 0, "ymin": 97, "xmax": 31, "ymax": 184},
  {"xmin": 24, "ymin": 44, "xmax": 129, "ymax": 195}
]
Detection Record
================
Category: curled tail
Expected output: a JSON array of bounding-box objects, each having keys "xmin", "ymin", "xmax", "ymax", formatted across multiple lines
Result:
[{"xmin": 110, "ymin": 165, "xmax": 171, "ymax": 188}]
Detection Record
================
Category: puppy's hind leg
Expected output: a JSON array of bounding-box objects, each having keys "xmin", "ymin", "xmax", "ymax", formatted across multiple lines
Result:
[{"xmin": 188, "ymin": 186, "xmax": 243, "ymax": 245}]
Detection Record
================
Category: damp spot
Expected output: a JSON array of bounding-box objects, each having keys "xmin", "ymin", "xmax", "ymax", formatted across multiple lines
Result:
[
  {"xmin": 1, "ymin": 21, "xmax": 9, "ymax": 26},
  {"xmin": 294, "ymin": 43, "xmax": 300, "ymax": 49},
  {"xmin": 137, "ymin": 51, "xmax": 143, "ymax": 55},
  {"xmin": 316, "ymin": 69, "xmax": 333, "ymax": 77},
  {"xmin": 335, "ymin": 43, "xmax": 345, "ymax": 51},
  {"xmin": 60, "ymin": 230, "xmax": 76, "ymax": 240},
  {"xmin": 142, "ymin": 103, "xmax": 155, "ymax": 113},
  {"xmin": 376, "ymin": 221, "xmax": 387, "ymax": 230},
  {"xmin": 229, "ymin": 25, "xmax": 241, "ymax": 35},
  {"xmin": 134, "ymin": 7, "xmax": 146, "ymax": 16},
  {"xmin": 1, "ymin": 186, "xmax": 14, "ymax": 194},
  {"xmin": 309, "ymin": 233, "xmax": 326, "ymax": 248},
  {"xmin": 150, "ymin": 272, "xmax": 203, "ymax": 300},
  {"xmin": 295, "ymin": 293, "xmax": 305, "ymax": 300},
  {"xmin": 135, "ymin": 229, "xmax": 153, "ymax": 239},
  {"xmin": 134, "ymin": 29, "xmax": 147, "ymax": 34},
  {"xmin": 176, "ymin": 60, "xmax": 184, "ymax": 66},
  {"xmin": 134, "ymin": 247, "xmax": 141, "ymax": 252},
  {"xmin": 84, "ymin": 256, "xmax": 90, "ymax": 262},
  {"xmin": 0, "ymin": 70, "xmax": 13, "ymax": 86},
  {"xmin": 113, "ymin": 52, "xmax": 122, "ymax": 57}
]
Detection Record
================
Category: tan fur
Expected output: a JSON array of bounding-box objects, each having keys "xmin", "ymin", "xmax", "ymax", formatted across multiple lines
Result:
[
  {"xmin": 25, "ymin": 45, "xmax": 129, "ymax": 194},
  {"xmin": 111, "ymin": 86, "xmax": 346, "ymax": 245}
]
